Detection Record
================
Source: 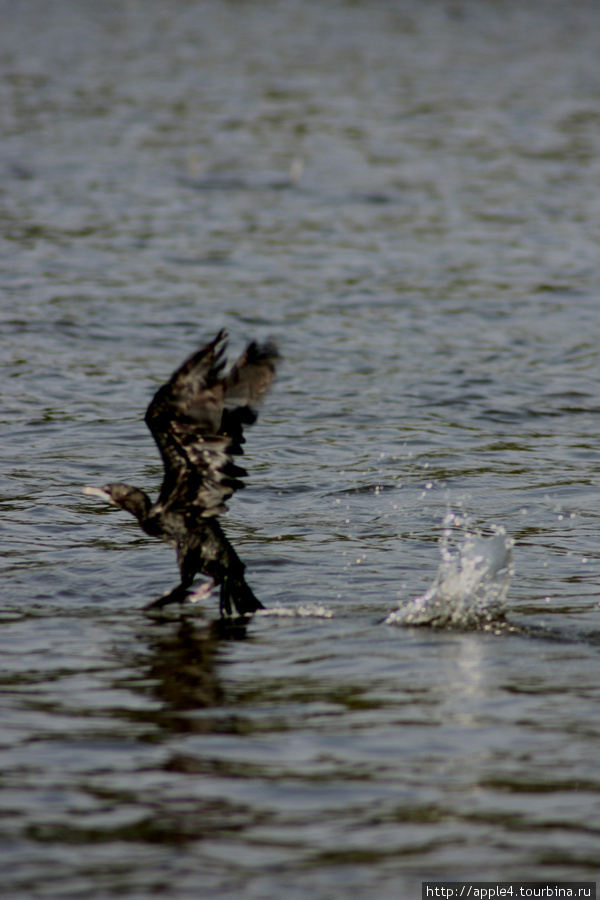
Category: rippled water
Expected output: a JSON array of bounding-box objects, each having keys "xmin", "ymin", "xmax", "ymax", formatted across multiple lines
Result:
[{"xmin": 2, "ymin": 0, "xmax": 600, "ymax": 896}]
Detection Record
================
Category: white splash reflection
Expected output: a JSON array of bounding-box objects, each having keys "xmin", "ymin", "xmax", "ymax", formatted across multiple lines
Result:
[{"xmin": 387, "ymin": 515, "xmax": 514, "ymax": 630}]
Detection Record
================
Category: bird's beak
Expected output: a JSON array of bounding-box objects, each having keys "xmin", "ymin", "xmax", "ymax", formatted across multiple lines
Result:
[{"xmin": 83, "ymin": 486, "xmax": 113, "ymax": 503}]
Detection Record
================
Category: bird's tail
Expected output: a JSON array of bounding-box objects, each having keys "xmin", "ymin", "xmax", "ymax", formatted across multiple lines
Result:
[{"xmin": 220, "ymin": 570, "xmax": 264, "ymax": 617}]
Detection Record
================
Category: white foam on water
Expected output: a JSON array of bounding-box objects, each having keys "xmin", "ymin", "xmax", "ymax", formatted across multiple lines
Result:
[
  {"xmin": 387, "ymin": 514, "xmax": 514, "ymax": 630},
  {"xmin": 257, "ymin": 604, "xmax": 334, "ymax": 619}
]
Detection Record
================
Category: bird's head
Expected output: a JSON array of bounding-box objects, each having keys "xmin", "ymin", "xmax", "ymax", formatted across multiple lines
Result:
[{"xmin": 83, "ymin": 483, "xmax": 151, "ymax": 521}]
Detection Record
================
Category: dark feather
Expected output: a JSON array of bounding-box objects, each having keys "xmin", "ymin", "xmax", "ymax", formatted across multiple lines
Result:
[{"xmin": 145, "ymin": 330, "xmax": 279, "ymax": 518}]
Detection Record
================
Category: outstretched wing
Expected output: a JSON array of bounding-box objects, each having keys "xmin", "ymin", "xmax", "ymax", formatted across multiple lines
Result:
[{"xmin": 145, "ymin": 330, "xmax": 279, "ymax": 518}]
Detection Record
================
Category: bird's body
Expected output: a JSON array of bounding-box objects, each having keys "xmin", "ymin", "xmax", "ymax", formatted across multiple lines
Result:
[{"xmin": 84, "ymin": 330, "xmax": 279, "ymax": 615}]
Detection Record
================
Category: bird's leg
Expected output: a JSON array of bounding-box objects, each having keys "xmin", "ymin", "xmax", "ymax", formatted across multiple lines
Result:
[
  {"xmin": 219, "ymin": 570, "xmax": 264, "ymax": 617},
  {"xmin": 219, "ymin": 576, "xmax": 233, "ymax": 618},
  {"xmin": 145, "ymin": 581, "xmax": 191, "ymax": 610}
]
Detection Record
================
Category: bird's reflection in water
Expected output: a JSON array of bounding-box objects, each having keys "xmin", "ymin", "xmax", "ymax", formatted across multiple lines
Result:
[
  {"xmin": 146, "ymin": 614, "xmax": 262, "ymax": 786},
  {"xmin": 108, "ymin": 613, "xmax": 258, "ymax": 839},
  {"xmin": 146, "ymin": 616, "xmax": 223, "ymax": 711},
  {"xmin": 136, "ymin": 614, "xmax": 251, "ymax": 737}
]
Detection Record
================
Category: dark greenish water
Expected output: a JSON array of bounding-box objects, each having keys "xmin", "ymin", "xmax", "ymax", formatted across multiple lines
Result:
[{"xmin": 2, "ymin": 0, "xmax": 600, "ymax": 896}]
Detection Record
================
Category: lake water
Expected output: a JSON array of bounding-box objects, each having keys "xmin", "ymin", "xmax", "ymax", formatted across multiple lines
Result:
[{"xmin": 2, "ymin": 0, "xmax": 600, "ymax": 896}]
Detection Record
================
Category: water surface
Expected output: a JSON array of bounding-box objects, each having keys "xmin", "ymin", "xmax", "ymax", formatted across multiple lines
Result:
[{"xmin": 2, "ymin": 0, "xmax": 600, "ymax": 896}]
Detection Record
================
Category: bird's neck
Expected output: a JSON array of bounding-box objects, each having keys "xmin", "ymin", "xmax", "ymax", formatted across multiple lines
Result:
[{"xmin": 120, "ymin": 489, "xmax": 153, "ymax": 525}]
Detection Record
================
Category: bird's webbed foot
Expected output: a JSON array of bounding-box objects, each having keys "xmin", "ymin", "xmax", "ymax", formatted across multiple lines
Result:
[
  {"xmin": 219, "ymin": 574, "xmax": 264, "ymax": 618},
  {"xmin": 219, "ymin": 583, "xmax": 233, "ymax": 618},
  {"xmin": 144, "ymin": 579, "xmax": 216, "ymax": 611},
  {"xmin": 145, "ymin": 582, "xmax": 191, "ymax": 610}
]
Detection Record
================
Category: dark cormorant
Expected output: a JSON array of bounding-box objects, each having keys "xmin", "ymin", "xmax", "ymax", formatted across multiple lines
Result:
[{"xmin": 84, "ymin": 329, "xmax": 279, "ymax": 615}]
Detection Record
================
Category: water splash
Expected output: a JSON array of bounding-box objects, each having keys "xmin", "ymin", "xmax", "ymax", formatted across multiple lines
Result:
[
  {"xmin": 257, "ymin": 604, "xmax": 334, "ymax": 619},
  {"xmin": 386, "ymin": 514, "xmax": 514, "ymax": 631}
]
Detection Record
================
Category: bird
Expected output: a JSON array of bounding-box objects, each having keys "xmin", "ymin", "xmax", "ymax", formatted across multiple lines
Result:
[{"xmin": 83, "ymin": 329, "xmax": 279, "ymax": 616}]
